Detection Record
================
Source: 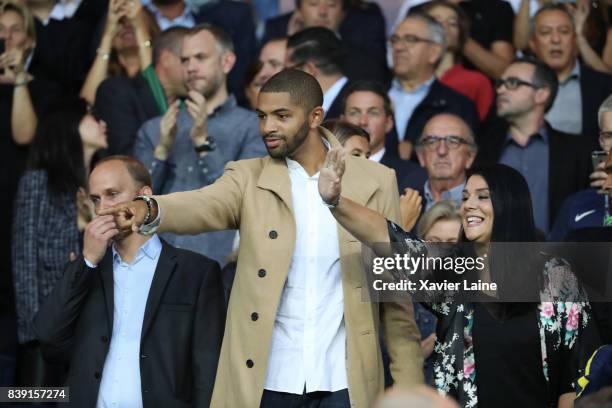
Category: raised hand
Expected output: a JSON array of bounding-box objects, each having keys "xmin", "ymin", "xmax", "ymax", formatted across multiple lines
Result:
[
  {"xmin": 0, "ymin": 47, "xmax": 27, "ymax": 84},
  {"xmin": 155, "ymin": 100, "xmax": 179, "ymax": 160},
  {"xmin": 186, "ymin": 90, "xmax": 209, "ymax": 145},
  {"xmin": 400, "ymin": 188, "xmax": 422, "ymax": 231},
  {"xmin": 318, "ymin": 147, "xmax": 346, "ymax": 206},
  {"xmin": 82, "ymin": 215, "xmax": 119, "ymax": 265}
]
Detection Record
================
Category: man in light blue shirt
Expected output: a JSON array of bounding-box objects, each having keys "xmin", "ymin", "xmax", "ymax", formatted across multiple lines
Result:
[{"xmin": 34, "ymin": 156, "xmax": 225, "ymax": 408}]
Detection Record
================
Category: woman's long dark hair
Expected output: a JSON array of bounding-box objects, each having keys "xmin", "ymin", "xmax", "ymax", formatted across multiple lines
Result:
[
  {"xmin": 28, "ymin": 97, "xmax": 88, "ymax": 196},
  {"xmin": 458, "ymin": 164, "xmax": 541, "ymax": 314}
]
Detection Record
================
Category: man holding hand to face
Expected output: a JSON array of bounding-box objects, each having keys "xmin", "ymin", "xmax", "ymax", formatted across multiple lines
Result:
[{"xmin": 134, "ymin": 23, "xmax": 266, "ymax": 265}]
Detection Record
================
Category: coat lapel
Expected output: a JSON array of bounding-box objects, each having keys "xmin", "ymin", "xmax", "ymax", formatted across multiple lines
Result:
[
  {"xmin": 256, "ymin": 156, "xmax": 294, "ymax": 214},
  {"xmin": 141, "ymin": 241, "xmax": 177, "ymax": 342},
  {"xmin": 98, "ymin": 252, "xmax": 115, "ymax": 337}
]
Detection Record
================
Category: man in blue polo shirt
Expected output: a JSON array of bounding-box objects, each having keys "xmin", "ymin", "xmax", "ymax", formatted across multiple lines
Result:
[{"xmin": 548, "ymin": 95, "xmax": 612, "ymax": 241}]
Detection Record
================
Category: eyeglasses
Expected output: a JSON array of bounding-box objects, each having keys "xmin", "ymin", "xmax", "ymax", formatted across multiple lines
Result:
[
  {"xmin": 389, "ymin": 34, "xmax": 436, "ymax": 47},
  {"xmin": 419, "ymin": 135, "xmax": 470, "ymax": 150},
  {"xmin": 495, "ymin": 77, "xmax": 540, "ymax": 91},
  {"xmin": 600, "ymin": 131, "xmax": 612, "ymax": 140}
]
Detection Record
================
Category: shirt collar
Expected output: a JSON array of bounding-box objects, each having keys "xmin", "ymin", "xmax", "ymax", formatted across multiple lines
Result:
[
  {"xmin": 504, "ymin": 125, "xmax": 549, "ymax": 146},
  {"xmin": 322, "ymin": 76, "xmax": 348, "ymax": 113},
  {"xmin": 390, "ymin": 76, "xmax": 435, "ymax": 94},
  {"xmin": 369, "ymin": 147, "xmax": 386, "ymax": 163},
  {"xmin": 112, "ymin": 234, "xmax": 162, "ymax": 266},
  {"xmin": 43, "ymin": 0, "xmax": 82, "ymax": 24},
  {"xmin": 143, "ymin": 1, "xmax": 195, "ymax": 28},
  {"xmin": 423, "ymin": 180, "xmax": 465, "ymax": 205},
  {"xmin": 561, "ymin": 61, "xmax": 581, "ymax": 85},
  {"xmin": 285, "ymin": 137, "xmax": 331, "ymax": 176}
]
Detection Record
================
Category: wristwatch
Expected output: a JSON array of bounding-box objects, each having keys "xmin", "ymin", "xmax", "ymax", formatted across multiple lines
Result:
[{"xmin": 194, "ymin": 136, "xmax": 216, "ymax": 153}]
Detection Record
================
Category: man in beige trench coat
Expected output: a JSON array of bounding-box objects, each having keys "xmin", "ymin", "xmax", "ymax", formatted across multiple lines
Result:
[{"xmin": 101, "ymin": 69, "xmax": 424, "ymax": 407}]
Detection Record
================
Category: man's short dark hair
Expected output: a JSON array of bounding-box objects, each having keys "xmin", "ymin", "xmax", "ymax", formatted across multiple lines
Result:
[
  {"xmin": 93, "ymin": 155, "xmax": 152, "ymax": 189},
  {"xmin": 287, "ymin": 27, "xmax": 345, "ymax": 76},
  {"xmin": 513, "ymin": 56, "xmax": 559, "ymax": 112},
  {"xmin": 152, "ymin": 26, "xmax": 189, "ymax": 67},
  {"xmin": 185, "ymin": 23, "xmax": 234, "ymax": 53},
  {"xmin": 341, "ymin": 80, "xmax": 393, "ymax": 117},
  {"xmin": 295, "ymin": 0, "xmax": 351, "ymax": 11},
  {"xmin": 260, "ymin": 69, "xmax": 323, "ymax": 113}
]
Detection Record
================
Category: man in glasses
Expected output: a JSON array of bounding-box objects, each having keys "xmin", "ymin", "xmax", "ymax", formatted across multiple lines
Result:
[
  {"xmin": 415, "ymin": 113, "xmax": 477, "ymax": 211},
  {"xmin": 478, "ymin": 56, "xmax": 591, "ymax": 235},
  {"xmin": 549, "ymin": 95, "xmax": 612, "ymax": 241},
  {"xmin": 388, "ymin": 12, "xmax": 478, "ymax": 161},
  {"xmin": 529, "ymin": 4, "xmax": 612, "ymax": 151}
]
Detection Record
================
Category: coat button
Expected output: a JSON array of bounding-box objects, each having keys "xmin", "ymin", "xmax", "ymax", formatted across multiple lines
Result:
[
  {"xmin": 269, "ymin": 230, "xmax": 278, "ymax": 239},
  {"xmin": 94, "ymin": 372, "xmax": 101, "ymax": 379},
  {"xmin": 100, "ymin": 335, "xmax": 109, "ymax": 343},
  {"xmin": 258, "ymin": 269, "xmax": 266, "ymax": 278},
  {"xmin": 246, "ymin": 359, "xmax": 254, "ymax": 368},
  {"xmin": 251, "ymin": 312, "xmax": 259, "ymax": 321}
]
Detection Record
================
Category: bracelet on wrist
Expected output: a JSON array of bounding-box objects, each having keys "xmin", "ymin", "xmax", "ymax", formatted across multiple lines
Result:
[
  {"xmin": 323, "ymin": 195, "xmax": 341, "ymax": 209},
  {"xmin": 96, "ymin": 48, "xmax": 111, "ymax": 61},
  {"xmin": 14, "ymin": 78, "xmax": 30, "ymax": 87},
  {"xmin": 139, "ymin": 40, "xmax": 152, "ymax": 49},
  {"xmin": 133, "ymin": 195, "xmax": 153, "ymax": 225}
]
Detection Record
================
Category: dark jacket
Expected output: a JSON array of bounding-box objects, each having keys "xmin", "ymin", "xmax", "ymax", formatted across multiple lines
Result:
[
  {"xmin": 95, "ymin": 75, "xmax": 159, "ymax": 155},
  {"xmin": 385, "ymin": 80, "xmax": 480, "ymax": 157},
  {"xmin": 476, "ymin": 119, "xmax": 591, "ymax": 227},
  {"xmin": 263, "ymin": 4, "xmax": 388, "ymax": 83},
  {"xmin": 580, "ymin": 65, "xmax": 612, "ymax": 150},
  {"xmin": 34, "ymin": 241, "xmax": 226, "ymax": 408}
]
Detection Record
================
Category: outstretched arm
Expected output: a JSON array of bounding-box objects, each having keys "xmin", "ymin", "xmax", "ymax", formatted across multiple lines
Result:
[{"xmin": 319, "ymin": 148, "xmax": 390, "ymax": 244}]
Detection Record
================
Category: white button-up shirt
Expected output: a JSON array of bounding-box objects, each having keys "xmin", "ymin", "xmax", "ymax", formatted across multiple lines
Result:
[
  {"xmin": 264, "ymin": 153, "xmax": 348, "ymax": 394},
  {"xmin": 96, "ymin": 235, "xmax": 161, "ymax": 408}
]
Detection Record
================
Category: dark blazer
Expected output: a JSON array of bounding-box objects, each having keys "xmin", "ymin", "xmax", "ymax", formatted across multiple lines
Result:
[
  {"xmin": 34, "ymin": 241, "xmax": 226, "ymax": 408},
  {"xmin": 263, "ymin": 4, "xmax": 388, "ymax": 83},
  {"xmin": 325, "ymin": 81, "xmax": 351, "ymax": 120},
  {"xmin": 476, "ymin": 119, "xmax": 591, "ymax": 227},
  {"xmin": 95, "ymin": 75, "xmax": 160, "ymax": 155},
  {"xmin": 382, "ymin": 153, "xmax": 428, "ymax": 191},
  {"xmin": 580, "ymin": 65, "xmax": 612, "ymax": 150},
  {"xmin": 385, "ymin": 80, "xmax": 480, "ymax": 157}
]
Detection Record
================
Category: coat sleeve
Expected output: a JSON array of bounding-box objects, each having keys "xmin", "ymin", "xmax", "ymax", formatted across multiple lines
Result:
[
  {"xmin": 155, "ymin": 160, "xmax": 246, "ymax": 234},
  {"xmin": 33, "ymin": 256, "xmax": 99, "ymax": 364},
  {"xmin": 192, "ymin": 258, "xmax": 226, "ymax": 408},
  {"xmin": 12, "ymin": 172, "xmax": 42, "ymax": 344},
  {"xmin": 378, "ymin": 168, "xmax": 425, "ymax": 386}
]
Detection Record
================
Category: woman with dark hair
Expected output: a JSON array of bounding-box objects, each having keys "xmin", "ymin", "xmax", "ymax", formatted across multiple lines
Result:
[
  {"xmin": 11, "ymin": 97, "xmax": 107, "ymax": 385},
  {"xmin": 318, "ymin": 151, "xmax": 593, "ymax": 408}
]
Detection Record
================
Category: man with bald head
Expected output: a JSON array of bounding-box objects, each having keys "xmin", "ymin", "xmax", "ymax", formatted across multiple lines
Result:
[{"xmin": 415, "ymin": 113, "xmax": 477, "ymax": 210}]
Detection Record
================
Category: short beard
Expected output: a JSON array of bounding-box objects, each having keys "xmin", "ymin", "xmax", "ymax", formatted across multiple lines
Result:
[{"xmin": 267, "ymin": 120, "xmax": 311, "ymax": 159}]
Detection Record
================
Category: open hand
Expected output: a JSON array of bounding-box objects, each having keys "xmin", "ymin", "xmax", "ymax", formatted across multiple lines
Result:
[{"xmin": 319, "ymin": 147, "xmax": 346, "ymax": 205}]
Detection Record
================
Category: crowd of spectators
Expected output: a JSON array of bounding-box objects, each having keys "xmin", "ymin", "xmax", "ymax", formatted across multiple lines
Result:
[{"xmin": 2, "ymin": 0, "xmax": 612, "ymax": 406}]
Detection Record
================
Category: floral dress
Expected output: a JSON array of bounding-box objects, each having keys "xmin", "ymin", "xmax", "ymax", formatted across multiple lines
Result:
[{"xmin": 388, "ymin": 221, "xmax": 593, "ymax": 407}]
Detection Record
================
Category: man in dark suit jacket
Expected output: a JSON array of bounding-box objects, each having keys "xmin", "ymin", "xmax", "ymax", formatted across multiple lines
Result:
[
  {"xmin": 529, "ymin": 4, "xmax": 612, "ymax": 150},
  {"xmin": 95, "ymin": 27, "xmax": 188, "ymax": 155},
  {"xmin": 34, "ymin": 156, "xmax": 225, "ymax": 408},
  {"xmin": 476, "ymin": 57, "xmax": 591, "ymax": 234},
  {"xmin": 264, "ymin": 0, "xmax": 388, "ymax": 83},
  {"xmin": 387, "ymin": 13, "xmax": 479, "ymax": 161}
]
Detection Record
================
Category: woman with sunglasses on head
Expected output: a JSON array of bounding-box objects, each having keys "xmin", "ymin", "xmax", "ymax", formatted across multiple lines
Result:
[
  {"xmin": 12, "ymin": 97, "xmax": 108, "ymax": 386},
  {"xmin": 318, "ymin": 149, "xmax": 594, "ymax": 408}
]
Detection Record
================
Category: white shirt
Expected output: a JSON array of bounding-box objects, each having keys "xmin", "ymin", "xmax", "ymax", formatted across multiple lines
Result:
[
  {"xmin": 323, "ymin": 76, "xmax": 349, "ymax": 117},
  {"xmin": 505, "ymin": 0, "xmax": 540, "ymax": 16},
  {"xmin": 369, "ymin": 147, "xmax": 386, "ymax": 163},
  {"xmin": 42, "ymin": 0, "xmax": 82, "ymax": 25},
  {"xmin": 264, "ymin": 150, "xmax": 348, "ymax": 394},
  {"xmin": 95, "ymin": 235, "xmax": 161, "ymax": 408}
]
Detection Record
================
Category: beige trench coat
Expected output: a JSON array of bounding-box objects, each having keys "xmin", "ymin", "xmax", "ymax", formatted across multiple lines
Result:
[{"xmin": 155, "ymin": 129, "xmax": 424, "ymax": 407}]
